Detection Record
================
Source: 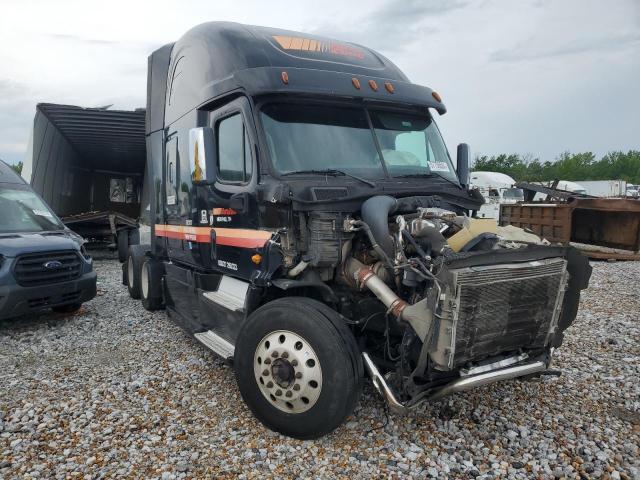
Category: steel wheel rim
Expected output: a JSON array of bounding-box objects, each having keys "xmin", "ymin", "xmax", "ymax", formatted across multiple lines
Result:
[
  {"xmin": 254, "ymin": 330, "xmax": 323, "ymax": 413},
  {"xmin": 127, "ymin": 256, "xmax": 134, "ymax": 288},
  {"xmin": 141, "ymin": 262, "xmax": 149, "ymax": 298}
]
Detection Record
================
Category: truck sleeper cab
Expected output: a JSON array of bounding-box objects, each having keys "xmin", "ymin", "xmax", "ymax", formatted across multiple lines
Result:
[
  {"xmin": 0, "ymin": 160, "xmax": 97, "ymax": 320},
  {"xmin": 130, "ymin": 22, "xmax": 592, "ymax": 439}
]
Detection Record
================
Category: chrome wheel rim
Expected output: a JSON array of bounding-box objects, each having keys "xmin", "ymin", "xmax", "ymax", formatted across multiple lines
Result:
[{"xmin": 254, "ymin": 330, "xmax": 322, "ymax": 413}]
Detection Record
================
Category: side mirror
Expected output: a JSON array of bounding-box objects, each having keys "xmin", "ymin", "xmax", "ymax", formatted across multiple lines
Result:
[
  {"xmin": 188, "ymin": 127, "xmax": 216, "ymax": 184},
  {"xmin": 456, "ymin": 143, "xmax": 470, "ymax": 188}
]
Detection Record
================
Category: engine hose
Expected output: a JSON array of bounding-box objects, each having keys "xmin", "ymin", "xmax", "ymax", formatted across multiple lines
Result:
[
  {"xmin": 360, "ymin": 195, "xmax": 398, "ymax": 259},
  {"xmin": 352, "ymin": 220, "xmax": 395, "ymax": 269},
  {"xmin": 401, "ymin": 230, "xmax": 430, "ymax": 259}
]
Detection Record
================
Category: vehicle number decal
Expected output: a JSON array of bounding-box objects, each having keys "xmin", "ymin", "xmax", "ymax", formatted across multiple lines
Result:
[{"xmin": 217, "ymin": 260, "xmax": 238, "ymax": 270}]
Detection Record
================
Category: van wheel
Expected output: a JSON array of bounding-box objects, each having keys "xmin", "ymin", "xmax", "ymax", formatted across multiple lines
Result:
[
  {"xmin": 141, "ymin": 259, "xmax": 164, "ymax": 311},
  {"xmin": 117, "ymin": 231, "xmax": 129, "ymax": 263},
  {"xmin": 126, "ymin": 245, "xmax": 147, "ymax": 299},
  {"xmin": 234, "ymin": 298, "xmax": 362, "ymax": 439}
]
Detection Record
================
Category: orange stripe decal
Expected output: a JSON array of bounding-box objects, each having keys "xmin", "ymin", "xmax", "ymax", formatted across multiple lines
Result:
[{"xmin": 154, "ymin": 225, "xmax": 272, "ymax": 249}]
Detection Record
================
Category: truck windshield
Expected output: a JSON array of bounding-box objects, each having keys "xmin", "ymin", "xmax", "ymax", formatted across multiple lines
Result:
[
  {"xmin": 260, "ymin": 104, "xmax": 458, "ymax": 183},
  {"xmin": 0, "ymin": 185, "xmax": 64, "ymax": 233},
  {"xmin": 503, "ymin": 188, "xmax": 524, "ymax": 200}
]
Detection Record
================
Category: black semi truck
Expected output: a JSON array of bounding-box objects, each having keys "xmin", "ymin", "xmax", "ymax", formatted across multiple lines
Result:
[{"xmin": 124, "ymin": 22, "xmax": 591, "ymax": 439}]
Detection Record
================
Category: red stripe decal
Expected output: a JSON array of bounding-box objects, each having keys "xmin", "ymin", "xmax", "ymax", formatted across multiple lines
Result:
[{"xmin": 154, "ymin": 225, "xmax": 272, "ymax": 249}]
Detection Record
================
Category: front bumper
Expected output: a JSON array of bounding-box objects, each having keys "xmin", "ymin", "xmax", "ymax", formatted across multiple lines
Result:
[
  {"xmin": 0, "ymin": 270, "xmax": 97, "ymax": 320},
  {"xmin": 363, "ymin": 351, "xmax": 549, "ymax": 413}
]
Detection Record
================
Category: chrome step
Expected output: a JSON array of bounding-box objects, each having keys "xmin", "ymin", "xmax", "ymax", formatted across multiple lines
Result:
[
  {"xmin": 202, "ymin": 276, "xmax": 249, "ymax": 312},
  {"xmin": 194, "ymin": 330, "xmax": 235, "ymax": 360}
]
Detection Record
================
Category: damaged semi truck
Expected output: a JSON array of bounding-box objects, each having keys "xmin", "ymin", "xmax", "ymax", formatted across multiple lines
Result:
[{"xmin": 129, "ymin": 22, "xmax": 592, "ymax": 439}]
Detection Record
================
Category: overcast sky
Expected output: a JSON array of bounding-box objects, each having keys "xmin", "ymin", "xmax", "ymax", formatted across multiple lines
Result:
[{"xmin": 0, "ymin": 0, "xmax": 638, "ymax": 165}]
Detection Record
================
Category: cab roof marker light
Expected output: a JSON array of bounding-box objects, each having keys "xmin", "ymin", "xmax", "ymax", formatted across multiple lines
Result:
[
  {"xmin": 368, "ymin": 79, "xmax": 378, "ymax": 91},
  {"xmin": 384, "ymin": 82, "xmax": 394, "ymax": 94},
  {"xmin": 352, "ymin": 77, "xmax": 361, "ymax": 90},
  {"xmin": 432, "ymin": 91, "xmax": 442, "ymax": 102},
  {"xmin": 281, "ymin": 71, "xmax": 289, "ymax": 85}
]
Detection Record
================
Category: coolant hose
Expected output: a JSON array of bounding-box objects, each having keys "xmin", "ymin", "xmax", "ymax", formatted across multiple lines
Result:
[{"xmin": 361, "ymin": 195, "xmax": 398, "ymax": 260}]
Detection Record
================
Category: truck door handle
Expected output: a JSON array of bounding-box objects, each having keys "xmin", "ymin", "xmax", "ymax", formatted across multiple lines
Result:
[{"xmin": 210, "ymin": 229, "xmax": 217, "ymax": 261}]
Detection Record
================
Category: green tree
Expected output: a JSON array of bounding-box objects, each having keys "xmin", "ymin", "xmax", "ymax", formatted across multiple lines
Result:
[
  {"xmin": 10, "ymin": 161, "xmax": 23, "ymax": 175},
  {"xmin": 472, "ymin": 150, "xmax": 640, "ymax": 185}
]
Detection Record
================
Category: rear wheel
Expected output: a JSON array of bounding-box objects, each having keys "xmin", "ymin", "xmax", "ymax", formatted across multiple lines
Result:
[
  {"xmin": 128, "ymin": 227, "xmax": 140, "ymax": 246},
  {"xmin": 126, "ymin": 245, "xmax": 147, "ymax": 299},
  {"xmin": 141, "ymin": 259, "xmax": 164, "ymax": 311},
  {"xmin": 117, "ymin": 230, "xmax": 129, "ymax": 263},
  {"xmin": 234, "ymin": 297, "xmax": 362, "ymax": 439}
]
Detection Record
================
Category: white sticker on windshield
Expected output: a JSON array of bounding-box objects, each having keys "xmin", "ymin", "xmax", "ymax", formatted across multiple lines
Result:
[
  {"xmin": 33, "ymin": 209, "xmax": 54, "ymax": 217},
  {"xmin": 427, "ymin": 161, "xmax": 450, "ymax": 172}
]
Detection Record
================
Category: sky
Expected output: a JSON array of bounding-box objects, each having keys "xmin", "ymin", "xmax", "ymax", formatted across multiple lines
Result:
[{"xmin": 0, "ymin": 0, "xmax": 638, "ymax": 165}]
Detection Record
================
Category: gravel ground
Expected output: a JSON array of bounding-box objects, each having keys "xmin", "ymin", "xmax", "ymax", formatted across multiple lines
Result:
[{"xmin": 1, "ymin": 259, "xmax": 638, "ymax": 479}]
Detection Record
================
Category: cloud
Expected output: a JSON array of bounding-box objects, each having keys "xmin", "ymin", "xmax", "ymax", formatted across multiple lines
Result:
[
  {"xmin": 45, "ymin": 33, "xmax": 120, "ymax": 45},
  {"xmin": 490, "ymin": 32, "xmax": 640, "ymax": 62},
  {"xmin": 310, "ymin": 0, "xmax": 468, "ymax": 53}
]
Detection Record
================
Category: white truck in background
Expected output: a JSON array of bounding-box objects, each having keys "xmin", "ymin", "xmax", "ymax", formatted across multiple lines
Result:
[
  {"xmin": 470, "ymin": 171, "xmax": 524, "ymax": 219},
  {"xmin": 576, "ymin": 180, "xmax": 627, "ymax": 198},
  {"xmin": 626, "ymin": 184, "xmax": 639, "ymax": 198}
]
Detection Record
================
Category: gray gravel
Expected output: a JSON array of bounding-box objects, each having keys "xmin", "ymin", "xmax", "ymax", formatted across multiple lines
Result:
[{"xmin": 1, "ymin": 259, "xmax": 638, "ymax": 479}]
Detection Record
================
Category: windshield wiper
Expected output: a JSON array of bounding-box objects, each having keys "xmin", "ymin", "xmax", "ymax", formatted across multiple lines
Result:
[
  {"xmin": 282, "ymin": 169, "xmax": 376, "ymax": 188},
  {"xmin": 394, "ymin": 172, "xmax": 439, "ymax": 178},
  {"xmin": 395, "ymin": 171, "xmax": 460, "ymax": 187}
]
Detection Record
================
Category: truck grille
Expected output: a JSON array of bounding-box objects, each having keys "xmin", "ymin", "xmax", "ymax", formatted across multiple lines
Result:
[
  {"xmin": 14, "ymin": 251, "xmax": 82, "ymax": 287},
  {"xmin": 451, "ymin": 258, "xmax": 567, "ymax": 367}
]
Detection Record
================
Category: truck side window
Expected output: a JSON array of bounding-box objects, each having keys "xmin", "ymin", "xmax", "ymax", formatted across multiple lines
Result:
[
  {"xmin": 217, "ymin": 113, "xmax": 252, "ymax": 183},
  {"xmin": 166, "ymin": 137, "xmax": 178, "ymax": 205}
]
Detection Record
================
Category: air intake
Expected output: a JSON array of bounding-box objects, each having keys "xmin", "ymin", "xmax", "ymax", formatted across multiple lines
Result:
[{"xmin": 311, "ymin": 187, "xmax": 349, "ymax": 201}]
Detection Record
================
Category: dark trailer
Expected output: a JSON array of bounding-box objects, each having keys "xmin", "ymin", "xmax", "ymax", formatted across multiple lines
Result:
[{"xmin": 23, "ymin": 103, "xmax": 146, "ymax": 258}]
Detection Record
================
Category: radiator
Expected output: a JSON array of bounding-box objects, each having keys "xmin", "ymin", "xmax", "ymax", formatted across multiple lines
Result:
[{"xmin": 444, "ymin": 258, "xmax": 568, "ymax": 369}]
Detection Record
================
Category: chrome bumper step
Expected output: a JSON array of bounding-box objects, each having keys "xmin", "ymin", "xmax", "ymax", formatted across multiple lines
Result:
[{"xmin": 194, "ymin": 330, "xmax": 235, "ymax": 360}]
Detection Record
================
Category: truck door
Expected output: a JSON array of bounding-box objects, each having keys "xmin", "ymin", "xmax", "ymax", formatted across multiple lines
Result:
[
  {"xmin": 163, "ymin": 134, "xmax": 183, "ymax": 258},
  {"xmin": 206, "ymin": 97, "xmax": 267, "ymax": 280}
]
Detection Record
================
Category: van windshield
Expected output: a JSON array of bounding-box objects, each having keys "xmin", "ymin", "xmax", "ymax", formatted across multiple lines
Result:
[
  {"xmin": 0, "ymin": 185, "xmax": 64, "ymax": 233},
  {"xmin": 260, "ymin": 104, "xmax": 458, "ymax": 183}
]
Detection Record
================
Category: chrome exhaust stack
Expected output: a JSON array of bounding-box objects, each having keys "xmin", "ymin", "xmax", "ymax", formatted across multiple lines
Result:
[{"xmin": 362, "ymin": 352, "xmax": 548, "ymax": 413}]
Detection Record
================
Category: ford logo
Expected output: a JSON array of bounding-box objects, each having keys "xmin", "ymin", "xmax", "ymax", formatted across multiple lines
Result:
[{"xmin": 43, "ymin": 260, "xmax": 63, "ymax": 270}]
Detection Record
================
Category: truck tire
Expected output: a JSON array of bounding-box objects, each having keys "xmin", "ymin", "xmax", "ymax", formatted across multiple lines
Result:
[
  {"xmin": 234, "ymin": 297, "xmax": 363, "ymax": 439},
  {"xmin": 126, "ymin": 245, "xmax": 147, "ymax": 299},
  {"xmin": 117, "ymin": 230, "xmax": 129, "ymax": 263},
  {"xmin": 128, "ymin": 227, "xmax": 140, "ymax": 246},
  {"xmin": 140, "ymin": 259, "xmax": 164, "ymax": 311}
]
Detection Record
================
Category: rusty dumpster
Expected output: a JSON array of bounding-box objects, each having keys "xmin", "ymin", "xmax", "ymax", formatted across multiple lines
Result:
[{"xmin": 499, "ymin": 198, "xmax": 640, "ymax": 257}]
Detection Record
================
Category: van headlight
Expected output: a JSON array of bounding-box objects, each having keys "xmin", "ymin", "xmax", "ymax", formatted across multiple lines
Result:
[{"xmin": 80, "ymin": 245, "xmax": 91, "ymax": 260}]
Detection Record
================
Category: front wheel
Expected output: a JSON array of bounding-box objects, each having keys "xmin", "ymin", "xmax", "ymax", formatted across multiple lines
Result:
[{"xmin": 234, "ymin": 298, "xmax": 363, "ymax": 439}]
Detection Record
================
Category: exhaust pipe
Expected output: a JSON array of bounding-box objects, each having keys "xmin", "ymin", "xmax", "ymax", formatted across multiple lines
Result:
[
  {"xmin": 362, "ymin": 352, "xmax": 547, "ymax": 412},
  {"xmin": 344, "ymin": 257, "xmax": 432, "ymax": 339}
]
